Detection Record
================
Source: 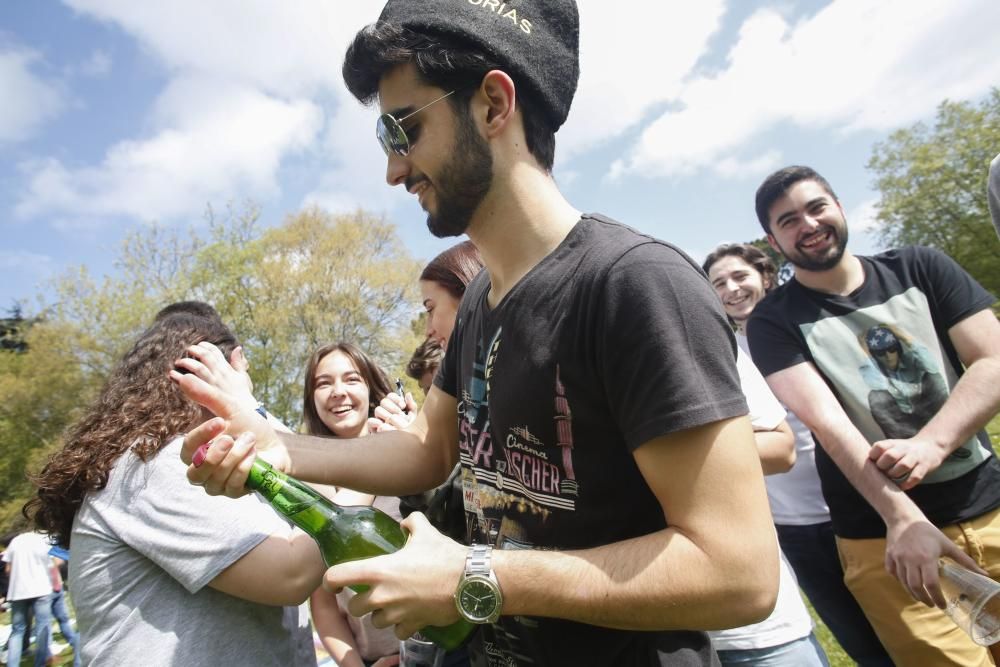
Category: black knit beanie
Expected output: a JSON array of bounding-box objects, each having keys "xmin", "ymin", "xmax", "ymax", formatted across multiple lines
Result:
[{"xmin": 377, "ymin": 0, "xmax": 580, "ymax": 129}]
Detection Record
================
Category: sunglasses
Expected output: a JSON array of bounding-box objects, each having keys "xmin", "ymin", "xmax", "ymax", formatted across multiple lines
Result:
[{"xmin": 376, "ymin": 90, "xmax": 455, "ymax": 157}]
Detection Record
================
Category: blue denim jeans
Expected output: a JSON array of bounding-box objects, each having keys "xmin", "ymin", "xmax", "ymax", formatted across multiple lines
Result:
[
  {"xmin": 776, "ymin": 522, "xmax": 893, "ymax": 667},
  {"xmin": 717, "ymin": 634, "xmax": 829, "ymax": 666},
  {"xmin": 6, "ymin": 594, "xmax": 53, "ymax": 667},
  {"xmin": 50, "ymin": 589, "xmax": 81, "ymax": 667}
]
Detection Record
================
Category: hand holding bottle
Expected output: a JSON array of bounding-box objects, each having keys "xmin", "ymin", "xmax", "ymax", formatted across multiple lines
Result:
[{"xmin": 327, "ymin": 512, "xmax": 468, "ymax": 642}]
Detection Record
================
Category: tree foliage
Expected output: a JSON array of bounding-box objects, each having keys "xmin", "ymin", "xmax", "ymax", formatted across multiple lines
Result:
[
  {"xmin": 0, "ymin": 204, "xmax": 423, "ymax": 533},
  {"xmin": 867, "ymin": 88, "xmax": 1000, "ymax": 298}
]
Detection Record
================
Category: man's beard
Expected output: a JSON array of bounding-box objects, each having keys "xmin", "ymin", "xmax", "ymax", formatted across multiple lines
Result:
[
  {"xmin": 425, "ymin": 109, "xmax": 494, "ymax": 238},
  {"xmin": 777, "ymin": 224, "xmax": 849, "ymax": 272}
]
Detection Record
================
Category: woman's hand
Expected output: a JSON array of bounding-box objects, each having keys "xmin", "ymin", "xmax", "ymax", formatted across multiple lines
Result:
[{"xmin": 368, "ymin": 392, "xmax": 418, "ymax": 433}]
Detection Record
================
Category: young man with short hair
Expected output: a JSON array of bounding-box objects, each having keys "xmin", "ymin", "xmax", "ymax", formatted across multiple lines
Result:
[
  {"xmin": 747, "ymin": 165, "xmax": 1000, "ymax": 664},
  {"xmin": 176, "ymin": 1, "xmax": 780, "ymax": 665},
  {"xmin": 704, "ymin": 243, "xmax": 891, "ymax": 666}
]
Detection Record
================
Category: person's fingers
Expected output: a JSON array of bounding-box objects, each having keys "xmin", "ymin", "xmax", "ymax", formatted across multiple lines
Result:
[
  {"xmin": 404, "ymin": 392, "xmax": 418, "ymax": 413},
  {"xmin": 386, "ymin": 412, "xmax": 412, "ymax": 429},
  {"xmin": 922, "ymin": 559, "xmax": 947, "ymax": 609},
  {"xmin": 869, "ymin": 441, "xmax": 888, "ymax": 461},
  {"xmin": 394, "ymin": 621, "xmax": 420, "ymax": 642},
  {"xmin": 370, "ymin": 608, "xmax": 393, "ymax": 629},
  {"xmin": 898, "ymin": 462, "xmax": 927, "ymax": 490},
  {"xmin": 180, "ymin": 418, "xmax": 227, "ymax": 464},
  {"xmin": 225, "ymin": 434, "xmax": 258, "ymax": 497},
  {"xmin": 902, "ymin": 563, "xmax": 933, "ymax": 607},
  {"xmin": 367, "ymin": 417, "xmax": 385, "ymax": 433},
  {"xmin": 373, "ymin": 405, "xmax": 400, "ymax": 423},
  {"xmin": 872, "ymin": 446, "xmax": 903, "ymax": 473},
  {"xmin": 942, "ymin": 541, "xmax": 988, "ymax": 575},
  {"xmin": 326, "ymin": 559, "xmax": 378, "ymax": 597},
  {"xmin": 229, "ymin": 346, "xmax": 249, "ymax": 373},
  {"xmin": 196, "ymin": 431, "xmax": 256, "ymax": 497},
  {"xmin": 187, "ymin": 434, "xmax": 234, "ymax": 494}
]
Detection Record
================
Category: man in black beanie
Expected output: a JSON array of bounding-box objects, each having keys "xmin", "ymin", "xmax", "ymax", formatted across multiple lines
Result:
[{"xmin": 179, "ymin": 1, "xmax": 779, "ymax": 665}]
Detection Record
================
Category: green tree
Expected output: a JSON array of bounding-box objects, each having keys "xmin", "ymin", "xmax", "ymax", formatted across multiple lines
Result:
[
  {"xmin": 867, "ymin": 88, "xmax": 1000, "ymax": 299},
  {"xmin": 0, "ymin": 203, "xmax": 423, "ymax": 534}
]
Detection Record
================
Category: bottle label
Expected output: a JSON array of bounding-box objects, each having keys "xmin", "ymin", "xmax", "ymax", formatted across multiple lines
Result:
[{"xmin": 257, "ymin": 467, "xmax": 282, "ymax": 497}]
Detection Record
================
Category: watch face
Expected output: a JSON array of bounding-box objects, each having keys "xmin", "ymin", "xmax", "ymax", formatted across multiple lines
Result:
[{"xmin": 458, "ymin": 577, "xmax": 500, "ymax": 622}]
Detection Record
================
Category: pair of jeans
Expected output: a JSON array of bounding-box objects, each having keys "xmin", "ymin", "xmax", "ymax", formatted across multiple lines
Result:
[
  {"xmin": 6, "ymin": 593, "xmax": 53, "ymax": 667},
  {"xmin": 716, "ymin": 634, "xmax": 829, "ymax": 666},
  {"xmin": 50, "ymin": 589, "xmax": 81, "ymax": 667},
  {"xmin": 775, "ymin": 522, "xmax": 893, "ymax": 666}
]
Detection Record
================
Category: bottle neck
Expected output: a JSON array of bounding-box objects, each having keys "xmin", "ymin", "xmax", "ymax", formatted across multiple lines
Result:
[{"xmin": 246, "ymin": 458, "xmax": 339, "ymax": 537}]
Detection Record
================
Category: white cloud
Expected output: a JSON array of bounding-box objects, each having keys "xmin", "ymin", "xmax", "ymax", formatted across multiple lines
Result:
[
  {"xmin": 0, "ymin": 49, "xmax": 64, "ymax": 144},
  {"xmin": 301, "ymin": 95, "xmax": 410, "ymax": 216},
  {"xmin": 17, "ymin": 76, "xmax": 323, "ymax": 222},
  {"xmin": 63, "ymin": 0, "xmax": 381, "ymax": 98},
  {"xmin": 847, "ymin": 197, "xmax": 879, "ymax": 232},
  {"xmin": 15, "ymin": 1, "xmax": 387, "ymax": 226},
  {"xmin": 558, "ymin": 1, "xmax": 726, "ymax": 159},
  {"xmin": 79, "ymin": 50, "xmax": 112, "ymax": 77},
  {"xmin": 0, "ymin": 249, "xmax": 53, "ymax": 272},
  {"xmin": 614, "ymin": 0, "xmax": 1000, "ymax": 180}
]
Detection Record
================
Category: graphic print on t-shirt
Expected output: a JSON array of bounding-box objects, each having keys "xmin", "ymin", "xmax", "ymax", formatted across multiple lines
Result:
[
  {"xmin": 457, "ymin": 326, "xmax": 579, "ymax": 550},
  {"xmin": 801, "ymin": 286, "xmax": 990, "ymax": 484}
]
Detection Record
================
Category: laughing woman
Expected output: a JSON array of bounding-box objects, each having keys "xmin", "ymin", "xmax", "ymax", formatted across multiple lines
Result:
[{"xmin": 300, "ymin": 342, "xmax": 401, "ymax": 667}]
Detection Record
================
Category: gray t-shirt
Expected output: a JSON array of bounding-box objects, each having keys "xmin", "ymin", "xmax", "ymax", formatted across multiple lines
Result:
[{"xmin": 70, "ymin": 437, "xmax": 317, "ymax": 666}]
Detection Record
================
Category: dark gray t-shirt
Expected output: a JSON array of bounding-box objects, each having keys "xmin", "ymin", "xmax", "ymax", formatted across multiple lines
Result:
[
  {"xmin": 437, "ymin": 214, "xmax": 747, "ymax": 666},
  {"xmin": 71, "ymin": 437, "xmax": 317, "ymax": 666}
]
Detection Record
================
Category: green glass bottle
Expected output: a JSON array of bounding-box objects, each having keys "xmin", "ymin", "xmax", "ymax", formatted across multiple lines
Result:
[{"xmin": 245, "ymin": 457, "xmax": 474, "ymax": 650}]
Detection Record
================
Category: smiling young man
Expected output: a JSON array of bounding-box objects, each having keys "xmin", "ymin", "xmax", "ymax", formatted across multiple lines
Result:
[
  {"xmin": 746, "ymin": 165, "xmax": 1000, "ymax": 664},
  {"xmin": 704, "ymin": 244, "xmax": 892, "ymax": 666},
  {"xmin": 175, "ymin": 1, "xmax": 780, "ymax": 665}
]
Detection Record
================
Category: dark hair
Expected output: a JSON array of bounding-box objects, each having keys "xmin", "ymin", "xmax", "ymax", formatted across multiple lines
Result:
[
  {"xmin": 702, "ymin": 244, "xmax": 778, "ymax": 294},
  {"xmin": 755, "ymin": 165, "xmax": 838, "ymax": 233},
  {"xmin": 154, "ymin": 301, "xmax": 220, "ymax": 322},
  {"xmin": 26, "ymin": 312, "xmax": 240, "ymax": 548},
  {"xmin": 406, "ymin": 337, "xmax": 444, "ymax": 381},
  {"xmin": 420, "ymin": 240, "xmax": 484, "ymax": 300},
  {"xmin": 302, "ymin": 342, "xmax": 393, "ymax": 437},
  {"xmin": 343, "ymin": 23, "xmax": 557, "ymax": 171}
]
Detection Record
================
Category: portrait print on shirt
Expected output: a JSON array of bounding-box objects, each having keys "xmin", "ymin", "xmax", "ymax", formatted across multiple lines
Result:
[{"xmin": 803, "ymin": 287, "xmax": 989, "ymax": 484}]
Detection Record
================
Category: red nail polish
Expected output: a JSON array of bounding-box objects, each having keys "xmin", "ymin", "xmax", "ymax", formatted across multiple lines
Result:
[{"xmin": 193, "ymin": 442, "xmax": 211, "ymax": 467}]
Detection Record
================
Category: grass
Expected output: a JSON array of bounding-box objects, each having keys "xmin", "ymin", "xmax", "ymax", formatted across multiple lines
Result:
[{"xmin": 808, "ymin": 600, "xmax": 853, "ymax": 667}]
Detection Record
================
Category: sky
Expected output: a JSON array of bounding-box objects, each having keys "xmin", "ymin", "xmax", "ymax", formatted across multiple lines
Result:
[{"xmin": 2, "ymin": 0, "xmax": 999, "ymax": 314}]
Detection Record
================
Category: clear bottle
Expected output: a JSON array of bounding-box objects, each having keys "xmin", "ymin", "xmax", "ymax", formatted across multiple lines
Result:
[
  {"xmin": 246, "ymin": 457, "xmax": 474, "ymax": 650},
  {"xmin": 938, "ymin": 557, "xmax": 1000, "ymax": 646}
]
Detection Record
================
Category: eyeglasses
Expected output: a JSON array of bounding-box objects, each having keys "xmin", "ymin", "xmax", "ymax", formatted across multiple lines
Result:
[{"xmin": 376, "ymin": 90, "xmax": 455, "ymax": 157}]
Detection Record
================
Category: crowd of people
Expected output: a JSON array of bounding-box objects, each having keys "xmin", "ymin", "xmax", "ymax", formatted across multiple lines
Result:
[{"xmin": 9, "ymin": 0, "xmax": 1000, "ymax": 665}]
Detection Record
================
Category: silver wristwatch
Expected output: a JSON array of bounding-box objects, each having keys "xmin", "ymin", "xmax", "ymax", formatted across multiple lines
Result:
[{"xmin": 454, "ymin": 544, "xmax": 504, "ymax": 624}]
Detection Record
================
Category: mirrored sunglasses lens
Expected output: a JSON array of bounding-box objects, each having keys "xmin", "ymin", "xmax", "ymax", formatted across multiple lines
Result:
[{"xmin": 376, "ymin": 115, "xmax": 408, "ymax": 156}]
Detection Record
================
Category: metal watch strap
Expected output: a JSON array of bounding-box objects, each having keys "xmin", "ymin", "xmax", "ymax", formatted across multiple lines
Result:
[{"xmin": 465, "ymin": 543, "xmax": 492, "ymax": 577}]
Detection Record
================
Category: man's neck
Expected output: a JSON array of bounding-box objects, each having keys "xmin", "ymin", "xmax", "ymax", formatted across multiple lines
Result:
[
  {"xmin": 793, "ymin": 251, "xmax": 865, "ymax": 296},
  {"xmin": 467, "ymin": 163, "xmax": 580, "ymax": 307}
]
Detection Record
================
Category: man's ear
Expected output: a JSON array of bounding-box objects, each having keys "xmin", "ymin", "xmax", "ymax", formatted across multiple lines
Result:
[
  {"xmin": 478, "ymin": 69, "xmax": 517, "ymax": 138},
  {"xmin": 766, "ymin": 233, "xmax": 780, "ymax": 255}
]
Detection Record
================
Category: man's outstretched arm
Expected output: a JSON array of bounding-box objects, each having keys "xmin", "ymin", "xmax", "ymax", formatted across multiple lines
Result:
[{"xmin": 327, "ymin": 415, "xmax": 780, "ymax": 638}]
